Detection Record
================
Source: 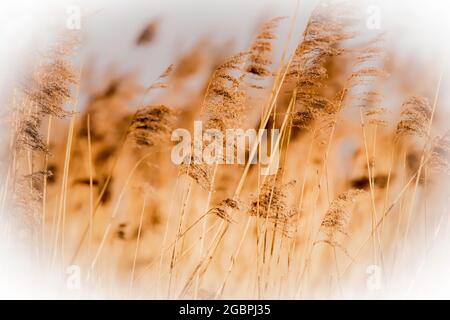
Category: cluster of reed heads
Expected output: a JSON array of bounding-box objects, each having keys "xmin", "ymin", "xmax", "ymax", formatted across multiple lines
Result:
[{"xmin": 1, "ymin": 0, "xmax": 449, "ymax": 299}]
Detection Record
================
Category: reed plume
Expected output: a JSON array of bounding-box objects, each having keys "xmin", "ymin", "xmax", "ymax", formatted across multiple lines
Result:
[
  {"xmin": 427, "ymin": 132, "xmax": 450, "ymax": 175},
  {"xmin": 316, "ymin": 189, "xmax": 364, "ymax": 251},
  {"xmin": 181, "ymin": 52, "xmax": 250, "ymax": 190},
  {"xmin": 248, "ymin": 172, "xmax": 295, "ymax": 222},
  {"xmin": 16, "ymin": 114, "xmax": 48, "ymax": 153},
  {"xmin": 128, "ymin": 105, "xmax": 177, "ymax": 147},
  {"xmin": 287, "ymin": 1, "xmax": 354, "ymax": 120},
  {"xmin": 136, "ymin": 18, "xmax": 160, "ymax": 46},
  {"xmin": 246, "ymin": 17, "xmax": 285, "ymax": 79},
  {"xmin": 204, "ymin": 52, "xmax": 249, "ymax": 127},
  {"xmin": 208, "ymin": 198, "xmax": 242, "ymax": 223},
  {"xmin": 396, "ymin": 95, "xmax": 432, "ymax": 138},
  {"xmin": 16, "ymin": 37, "xmax": 78, "ymax": 153}
]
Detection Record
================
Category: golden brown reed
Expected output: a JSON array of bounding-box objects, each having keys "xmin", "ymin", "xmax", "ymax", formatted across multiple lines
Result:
[
  {"xmin": 128, "ymin": 105, "xmax": 177, "ymax": 148},
  {"xmin": 396, "ymin": 95, "xmax": 432, "ymax": 139}
]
